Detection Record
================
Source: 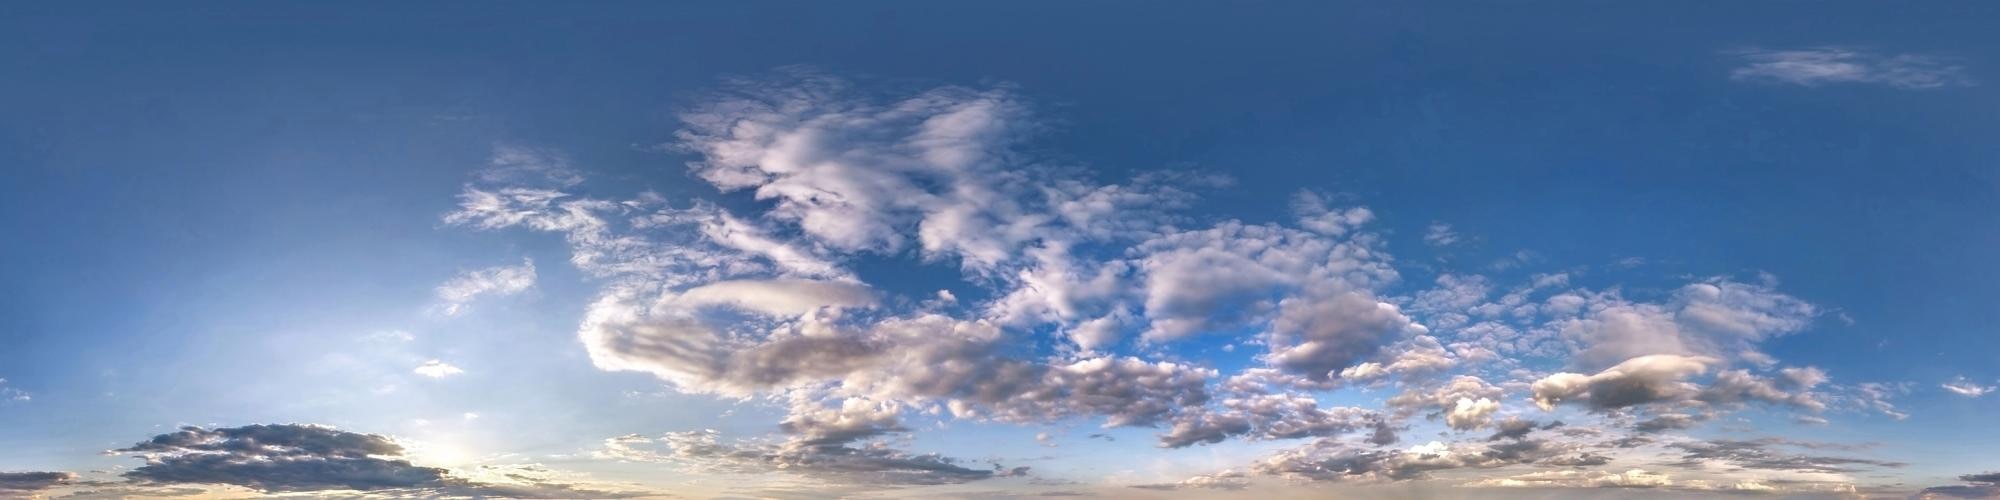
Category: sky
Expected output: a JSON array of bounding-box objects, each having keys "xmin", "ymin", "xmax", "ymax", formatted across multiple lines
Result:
[{"xmin": 2, "ymin": 2, "xmax": 1999, "ymax": 499}]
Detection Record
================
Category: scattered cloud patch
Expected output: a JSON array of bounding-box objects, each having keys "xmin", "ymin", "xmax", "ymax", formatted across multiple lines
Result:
[
  {"xmin": 1730, "ymin": 47, "xmax": 1972, "ymax": 89},
  {"xmin": 435, "ymin": 258, "xmax": 537, "ymax": 316}
]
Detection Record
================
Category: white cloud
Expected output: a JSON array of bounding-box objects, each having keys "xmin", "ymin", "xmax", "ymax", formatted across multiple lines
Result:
[
  {"xmin": 1423, "ymin": 222, "xmax": 1459, "ymax": 247},
  {"xmin": 434, "ymin": 258, "xmax": 537, "ymax": 316},
  {"xmin": 1730, "ymin": 47, "xmax": 1972, "ymax": 89},
  {"xmin": 1942, "ymin": 376, "xmax": 1994, "ymax": 397},
  {"xmin": 0, "ymin": 378, "xmax": 28, "ymax": 402},
  {"xmin": 413, "ymin": 360, "xmax": 464, "ymax": 378}
]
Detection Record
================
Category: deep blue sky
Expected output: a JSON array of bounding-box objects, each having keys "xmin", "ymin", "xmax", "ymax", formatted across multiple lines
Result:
[{"xmin": 2, "ymin": 2, "xmax": 1998, "ymax": 498}]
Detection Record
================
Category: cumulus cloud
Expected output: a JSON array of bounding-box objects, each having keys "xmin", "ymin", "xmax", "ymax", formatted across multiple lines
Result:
[
  {"xmin": 1730, "ymin": 47, "xmax": 1972, "ymax": 89},
  {"xmin": 1530, "ymin": 354, "xmax": 1711, "ymax": 411},
  {"xmin": 434, "ymin": 258, "xmax": 537, "ymax": 316}
]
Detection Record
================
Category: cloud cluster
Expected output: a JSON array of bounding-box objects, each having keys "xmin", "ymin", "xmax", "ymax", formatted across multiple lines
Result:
[{"xmin": 440, "ymin": 72, "xmax": 1899, "ymax": 491}]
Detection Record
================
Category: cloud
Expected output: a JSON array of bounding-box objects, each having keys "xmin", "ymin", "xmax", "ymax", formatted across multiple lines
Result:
[
  {"xmin": 1667, "ymin": 438, "xmax": 1904, "ymax": 474},
  {"xmin": 434, "ymin": 258, "xmax": 537, "ymax": 316},
  {"xmin": 1531, "ymin": 354, "xmax": 1711, "ymax": 411},
  {"xmin": 0, "ymin": 471, "xmax": 74, "ymax": 493},
  {"xmin": 113, "ymin": 424, "xmax": 451, "ymax": 492},
  {"xmin": 413, "ymin": 359, "xmax": 464, "ymax": 378},
  {"xmin": 1942, "ymin": 376, "xmax": 1995, "ymax": 397},
  {"xmin": 436, "ymin": 72, "xmax": 1897, "ymax": 490},
  {"xmin": 1918, "ymin": 472, "xmax": 2000, "ymax": 500},
  {"xmin": 1729, "ymin": 47, "xmax": 1972, "ymax": 89},
  {"xmin": 601, "ymin": 424, "xmax": 1024, "ymax": 486},
  {"xmin": 110, "ymin": 424, "xmax": 631, "ymax": 497},
  {"xmin": 1423, "ymin": 222, "xmax": 1459, "ymax": 247},
  {"xmin": 0, "ymin": 378, "xmax": 29, "ymax": 402},
  {"xmin": 1129, "ymin": 470, "xmax": 1249, "ymax": 491}
]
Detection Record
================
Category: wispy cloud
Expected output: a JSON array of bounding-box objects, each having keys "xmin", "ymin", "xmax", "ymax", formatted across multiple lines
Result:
[
  {"xmin": 1729, "ymin": 47, "xmax": 1972, "ymax": 89},
  {"xmin": 1942, "ymin": 376, "xmax": 1994, "ymax": 397},
  {"xmin": 434, "ymin": 258, "xmax": 536, "ymax": 316}
]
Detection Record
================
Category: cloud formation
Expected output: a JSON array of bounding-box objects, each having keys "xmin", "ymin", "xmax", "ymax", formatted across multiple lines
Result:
[{"xmin": 435, "ymin": 71, "xmax": 1903, "ymax": 493}]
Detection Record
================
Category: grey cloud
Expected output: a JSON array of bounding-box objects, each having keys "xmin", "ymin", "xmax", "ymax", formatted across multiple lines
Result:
[
  {"xmin": 1633, "ymin": 413, "xmax": 1702, "ymax": 433},
  {"xmin": 0, "ymin": 471, "xmax": 75, "ymax": 493},
  {"xmin": 1668, "ymin": 439, "xmax": 1904, "ymax": 474},
  {"xmin": 1531, "ymin": 355, "xmax": 1710, "ymax": 411},
  {"xmin": 114, "ymin": 424, "xmax": 448, "ymax": 492},
  {"xmin": 608, "ymin": 429, "xmax": 1021, "ymax": 486}
]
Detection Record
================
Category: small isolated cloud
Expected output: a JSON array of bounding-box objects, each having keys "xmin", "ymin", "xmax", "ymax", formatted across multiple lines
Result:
[
  {"xmin": 1729, "ymin": 47, "xmax": 1972, "ymax": 89},
  {"xmin": 1941, "ymin": 376, "xmax": 1994, "ymax": 398},
  {"xmin": 1423, "ymin": 222, "xmax": 1460, "ymax": 247},
  {"xmin": 0, "ymin": 378, "xmax": 28, "ymax": 402},
  {"xmin": 414, "ymin": 360, "xmax": 464, "ymax": 378},
  {"xmin": 434, "ymin": 258, "xmax": 536, "ymax": 316},
  {"xmin": 113, "ymin": 424, "xmax": 449, "ymax": 492}
]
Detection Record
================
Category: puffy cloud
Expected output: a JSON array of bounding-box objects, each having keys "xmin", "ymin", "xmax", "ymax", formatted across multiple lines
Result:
[
  {"xmin": 434, "ymin": 258, "xmax": 537, "ymax": 316},
  {"xmin": 1696, "ymin": 368, "xmax": 1826, "ymax": 412},
  {"xmin": 1386, "ymin": 375, "xmax": 1505, "ymax": 430},
  {"xmin": 1729, "ymin": 47, "xmax": 1972, "ymax": 89},
  {"xmin": 1530, "ymin": 354, "xmax": 1711, "ymax": 411},
  {"xmin": 1265, "ymin": 288, "xmax": 1417, "ymax": 382},
  {"xmin": 1159, "ymin": 393, "xmax": 1380, "ymax": 448},
  {"xmin": 437, "ymin": 73, "xmax": 1887, "ymax": 485},
  {"xmin": 113, "ymin": 424, "xmax": 449, "ymax": 492},
  {"xmin": 1551, "ymin": 280, "xmax": 1814, "ymax": 370}
]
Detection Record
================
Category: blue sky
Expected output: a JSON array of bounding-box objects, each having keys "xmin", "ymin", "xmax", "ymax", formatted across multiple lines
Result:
[{"xmin": 3, "ymin": 2, "xmax": 1999, "ymax": 499}]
